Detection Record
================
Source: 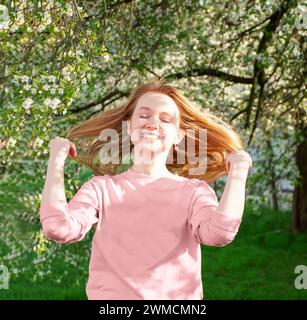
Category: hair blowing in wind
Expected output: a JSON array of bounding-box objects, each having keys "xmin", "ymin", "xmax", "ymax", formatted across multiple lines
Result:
[{"xmin": 65, "ymin": 79, "xmax": 244, "ymax": 182}]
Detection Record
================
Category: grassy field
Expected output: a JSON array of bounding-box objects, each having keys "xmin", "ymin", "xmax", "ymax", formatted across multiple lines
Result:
[
  {"xmin": 202, "ymin": 206, "xmax": 307, "ymax": 299},
  {"xmin": 1, "ymin": 205, "xmax": 307, "ymax": 300}
]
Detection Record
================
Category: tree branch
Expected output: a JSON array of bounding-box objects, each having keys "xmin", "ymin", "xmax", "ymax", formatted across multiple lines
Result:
[
  {"xmin": 70, "ymin": 88, "xmax": 128, "ymax": 114},
  {"xmin": 244, "ymin": 0, "xmax": 296, "ymax": 132},
  {"xmin": 164, "ymin": 66, "xmax": 253, "ymax": 84}
]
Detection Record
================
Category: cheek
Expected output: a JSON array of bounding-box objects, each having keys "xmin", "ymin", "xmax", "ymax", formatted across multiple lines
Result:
[
  {"xmin": 130, "ymin": 118, "xmax": 147, "ymax": 130},
  {"xmin": 129, "ymin": 118, "xmax": 140, "ymax": 133},
  {"xmin": 129, "ymin": 123, "xmax": 143, "ymax": 143},
  {"xmin": 163, "ymin": 127, "xmax": 178, "ymax": 140}
]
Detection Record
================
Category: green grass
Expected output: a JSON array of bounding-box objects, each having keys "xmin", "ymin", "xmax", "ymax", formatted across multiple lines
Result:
[
  {"xmin": 1, "ymin": 205, "xmax": 307, "ymax": 299},
  {"xmin": 0, "ymin": 280, "xmax": 87, "ymax": 300},
  {"xmin": 201, "ymin": 206, "xmax": 307, "ymax": 299},
  {"xmin": 0, "ymin": 244, "xmax": 90, "ymax": 299}
]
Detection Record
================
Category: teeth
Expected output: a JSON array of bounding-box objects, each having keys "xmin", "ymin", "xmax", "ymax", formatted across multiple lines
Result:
[
  {"xmin": 142, "ymin": 135, "xmax": 159, "ymax": 139},
  {"xmin": 141, "ymin": 133, "xmax": 160, "ymax": 139}
]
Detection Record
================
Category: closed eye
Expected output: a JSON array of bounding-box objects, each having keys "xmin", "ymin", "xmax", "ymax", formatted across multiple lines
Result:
[{"xmin": 139, "ymin": 115, "xmax": 171, "ymax": 123}]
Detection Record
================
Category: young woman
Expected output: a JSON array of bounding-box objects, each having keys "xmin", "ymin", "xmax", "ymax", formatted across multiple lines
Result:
[{"xmin": 40, "ymin": 79, "xmax": 252, "ymax": 300}]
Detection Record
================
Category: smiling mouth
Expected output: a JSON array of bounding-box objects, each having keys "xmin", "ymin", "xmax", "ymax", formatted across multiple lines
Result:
[{"xmin": 140, "ymin": 132, "xmax": 161, "ymax": 140}]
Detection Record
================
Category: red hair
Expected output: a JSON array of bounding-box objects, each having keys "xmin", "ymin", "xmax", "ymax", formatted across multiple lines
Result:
[{"xmin": 66, "ymin": 79, "xmax": 244, "ymax": 182}]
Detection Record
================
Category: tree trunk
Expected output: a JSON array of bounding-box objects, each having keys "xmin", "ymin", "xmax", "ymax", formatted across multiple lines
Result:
[
  {"xmin": 266, "ymin": 140, "xmax": 279, "ymax": 211},
  {"xmin": 292, "ymin": 125, "xmax": 307, "ymax": 232}
]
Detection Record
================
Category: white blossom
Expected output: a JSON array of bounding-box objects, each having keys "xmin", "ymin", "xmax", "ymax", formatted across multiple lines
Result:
[
  {"xmin": 48, "ymin": 76, "xmax": 56, "ymax": 83},
  {"xmin": 43, "ymin": 12, "xmax": 52, "ymax": 25},
  {"xmin": 0, "ymin": 21, "xmax": 9, "ymax": 30},
  {"xmin": 15, "ymin": 11, "xmax": 25, "ymax": 25},
  {"xmin": 23, "ymin": 83, "xmax": 31, "ymax": 91},
  {"xmin": 35, "ymin": 137, "xmax": 44, "ymax": 147},
  {"xmin": 43, "ymin": 84, "xmax": 50, "ymax": 91},
  {"xmin": 37, "ymin": 24, "xmax": 45, "ymax": 32},
  {"xmin": 62, "ymin": 66, "xmax": 70, "ymax": 78},
  {"xmin": 66, "ymin": 3, "xmax": 74, "ymax": 17},
  {"xmin": 21, "ymin": 76, "xmax": 29, "ymax": 83},
  {"xmin": 102, "ymin": 54, "xmax": 110, "ymax": 62},
  {"xmin": 7, "ymin": 137, "xmax": 17, "ymax": 147},
  {"xmin": 0, "ymin": 5, "xmax": 10, "ymax": 30},
  {"xmin": 22, "ymin": 98, "xmax": 34, "ymax": 110},
  {"xmin": 43, "ymin": 98, "xmax": 61, "ymax": 110},
  {"xmin": 295, "ymin": 5, "xmax": 307, "ymax": 30},
  {"xmin": 76, "ymin": 49, "xmax": 83, "ymax": 57}
]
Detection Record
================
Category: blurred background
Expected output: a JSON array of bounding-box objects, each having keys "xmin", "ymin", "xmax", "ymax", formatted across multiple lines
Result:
[{"xmin": 0, "ymin": 0, "xmax": 306, "ymax": 299}]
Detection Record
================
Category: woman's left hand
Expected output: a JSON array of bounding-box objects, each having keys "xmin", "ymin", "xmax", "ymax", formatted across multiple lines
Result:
[{"xmin": 225, "ymin": 150, "xmax": 253, "ymax": 173}]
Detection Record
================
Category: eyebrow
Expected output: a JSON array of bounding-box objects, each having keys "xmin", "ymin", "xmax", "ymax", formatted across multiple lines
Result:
[{"xmin": 138, "ymin": 106, "xmax": 175, "ymax": 117}]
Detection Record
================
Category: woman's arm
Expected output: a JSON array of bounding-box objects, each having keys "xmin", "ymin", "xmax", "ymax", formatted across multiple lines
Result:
[
  {"xmin": 188, "ymin": 150, "xmax": 252, "ymax": 246},
  {"xmin": 217, "ymin": 150, "xmax": 252, "ymax": 219},
  {"xmin": 41, "ymin": 152, "xmax": 67, "ymax": 206},
  {"xmin": 40, "ymin": 137, "xmax": 99, "ymax": 244},
  {"xmin": 41, "ymin": 136, "xmax": 77, "ymax": 205}
]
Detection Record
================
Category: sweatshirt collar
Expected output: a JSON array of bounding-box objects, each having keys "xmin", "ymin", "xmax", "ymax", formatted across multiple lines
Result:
[{"xmin": 125, "ymin": 168, "xmax": 183, "ymax": 183}]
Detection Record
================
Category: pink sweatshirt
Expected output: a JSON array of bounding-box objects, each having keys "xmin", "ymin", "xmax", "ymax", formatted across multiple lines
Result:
[{"xmin": 39, "ymin": 168, "xmax": 242, "ymax": 300}]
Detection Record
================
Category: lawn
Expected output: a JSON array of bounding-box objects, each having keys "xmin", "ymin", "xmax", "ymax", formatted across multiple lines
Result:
[
  {"xmin": 202, "ymin": 206, "xmax": 307, "ymax": 299},
  {"xmin": 1, "ymin": 204, "xmax": 307, "ymax": 299}
]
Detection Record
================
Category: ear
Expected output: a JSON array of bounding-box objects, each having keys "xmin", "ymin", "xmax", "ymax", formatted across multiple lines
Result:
[{"xmin": 175, "ymin": 128, "xmax": 185, "ymax": 145}]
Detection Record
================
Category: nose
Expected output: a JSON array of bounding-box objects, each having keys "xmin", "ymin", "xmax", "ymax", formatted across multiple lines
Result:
[
  {"xmin": 145, "ymin": 123, "xmax": 158, "ymax": 130},
  {"xmin": 145, "ymin": 116, "xmax": 159, "ymax": 130}
]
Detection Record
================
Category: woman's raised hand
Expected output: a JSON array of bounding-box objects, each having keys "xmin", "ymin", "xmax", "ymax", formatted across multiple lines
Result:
[
  {"xmin": 225, "ymin": 150, "xmax": 252, "ymax": 174},
  {"xmin": 48, "ymin": 137, "xmax": 77, "ymax": 161}
]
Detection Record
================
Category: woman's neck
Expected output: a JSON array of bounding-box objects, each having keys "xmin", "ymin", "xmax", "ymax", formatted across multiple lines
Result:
[{"xmin": 130, "ymin": 164, "xmax": 173, "ymax": 178}]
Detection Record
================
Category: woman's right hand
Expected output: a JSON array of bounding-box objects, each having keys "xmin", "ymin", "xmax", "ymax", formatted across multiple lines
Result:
[{"xmin": 48, "ymin": 137, "xmax": 77, "ymax": 161}]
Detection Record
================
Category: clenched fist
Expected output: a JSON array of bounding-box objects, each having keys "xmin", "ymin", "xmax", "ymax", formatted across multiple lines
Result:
[
  {"xmin": 48, "ymin": 137, "xmax": 77, "ymax": 161},
  {"xmin": 225, "ymin": 150, "xmax": 252, "ymax": 173}
]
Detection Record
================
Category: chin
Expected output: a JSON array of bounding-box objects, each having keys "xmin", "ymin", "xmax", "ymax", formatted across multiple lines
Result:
[{"xmin": 141, "ymin": 143, "xmax": 172, "ymax": 155}]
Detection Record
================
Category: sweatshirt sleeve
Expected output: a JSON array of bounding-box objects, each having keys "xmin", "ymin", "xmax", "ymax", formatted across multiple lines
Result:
[
  {"xmin": 188, "ymin": 180, "xmax": 242, "ymax": 246},
  {"xmin": 39, "ymin": 177, "xmax": 100, "ymax": 244}
]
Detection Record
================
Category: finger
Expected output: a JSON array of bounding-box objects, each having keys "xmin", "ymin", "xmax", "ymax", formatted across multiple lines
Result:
[
  {"xmin": 70, "ymin": 150, "xmax": 77, "ymax": 157},
  {"xmin": 69, "ymin": 152, "xmax": 77, "ymax": 159},
  {"xmin": 225, "ymin": 160, "xmax": 229, "ymax": 172},
  {"xmin": 70, "ymin": 144, "xmax": 77, "ymax": 157}
]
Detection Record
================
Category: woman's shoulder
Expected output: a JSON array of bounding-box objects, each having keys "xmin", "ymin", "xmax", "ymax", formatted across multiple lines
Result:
[
  {"xmin": 90, "ymin": 170, "xmax": 127, "ymax": 184},
  {"xmin": 178, "ymin": 175, "xmax": 211, "ymax": 186}
]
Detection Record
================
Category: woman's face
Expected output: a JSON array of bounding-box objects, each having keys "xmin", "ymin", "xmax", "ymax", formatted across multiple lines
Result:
[{"xmin": 127, "ymin": 92, "xmax": 185, "ymax": 154}]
